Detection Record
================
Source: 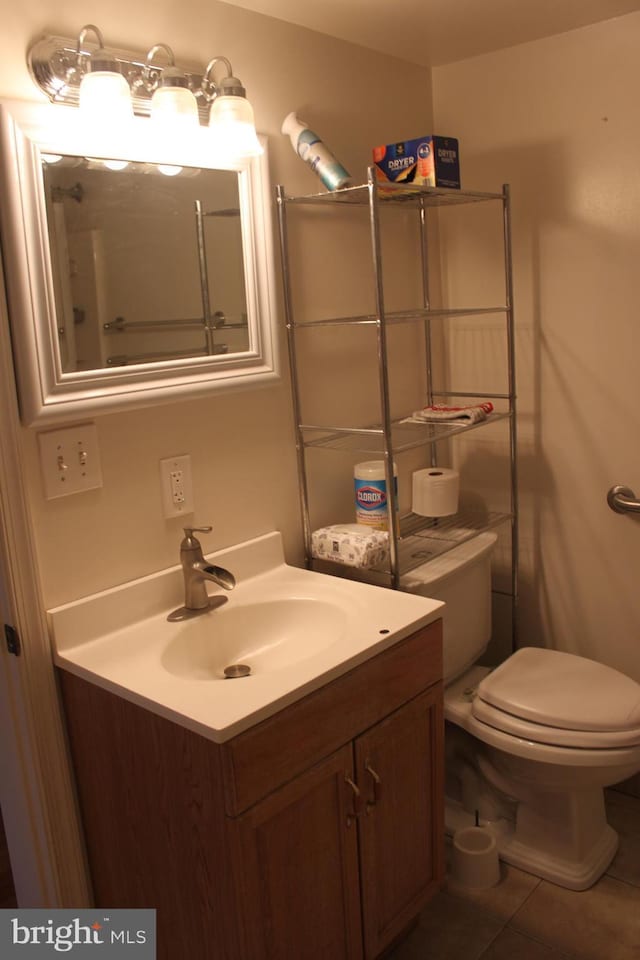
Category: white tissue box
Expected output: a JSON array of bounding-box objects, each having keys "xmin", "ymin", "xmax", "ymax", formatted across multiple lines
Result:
[{"xmin": 311, "ymin": 524, "xmax": 389, "ymax": 568}]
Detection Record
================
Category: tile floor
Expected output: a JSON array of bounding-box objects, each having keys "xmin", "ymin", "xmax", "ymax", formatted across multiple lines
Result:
[{"xmin": 389, "ymin": 787, "xmax": 640, "ymax": 960}]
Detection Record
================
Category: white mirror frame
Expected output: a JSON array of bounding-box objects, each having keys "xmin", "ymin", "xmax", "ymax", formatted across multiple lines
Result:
[{"xmin": 0, "ymin": 99, "xmax": 279, "ymax": 425}]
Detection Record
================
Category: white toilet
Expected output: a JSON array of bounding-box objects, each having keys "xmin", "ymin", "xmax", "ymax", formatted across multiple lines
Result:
[{"xmin": 402, "ymin": 532, "xmax": 640, "ymax": 890}]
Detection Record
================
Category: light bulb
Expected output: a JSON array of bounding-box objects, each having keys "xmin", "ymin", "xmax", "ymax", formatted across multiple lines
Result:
[
  {"xmin": 79, "ymin": 69, "xmax": 133, "ymax": 126},
  {"xmin": 157, "ymin": 165, "xmax": 183, "ymax": 177},
  {"xmin": 209, "ymin": 95, "xmax": 263, "ymax": 159},
  {"xmin": 150, "ymin": 70, "xmax": 199, "ymax": 133},
  {"xmin": 102, "ymin": 159, "xmax": 129, "ymax": 171}
]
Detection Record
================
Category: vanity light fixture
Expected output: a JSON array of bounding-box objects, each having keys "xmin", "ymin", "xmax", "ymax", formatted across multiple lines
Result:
[{"xmin": 27, "ymin": 26, "xmax": 261, "ymax": 159}]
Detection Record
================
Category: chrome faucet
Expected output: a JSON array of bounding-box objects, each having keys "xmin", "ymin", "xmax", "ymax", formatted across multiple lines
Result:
[{"xmin": 167, "ymin": 526, "xmax": 236, "ymax": 622}]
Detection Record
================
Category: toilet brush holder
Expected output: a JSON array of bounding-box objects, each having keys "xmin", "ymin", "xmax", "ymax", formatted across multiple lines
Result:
[{"xmin": 451, "ymin": 826, "xmax": 500, "ymax": 889}]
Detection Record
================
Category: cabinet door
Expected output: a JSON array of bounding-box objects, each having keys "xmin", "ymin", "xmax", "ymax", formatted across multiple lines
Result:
[
  {"xmin": 355, "ymin": 687, "xmax": 444, "ymax": 959},
  {"xmin": 231, "ymin": 744, "xmax": 363, "ymax": 960}
]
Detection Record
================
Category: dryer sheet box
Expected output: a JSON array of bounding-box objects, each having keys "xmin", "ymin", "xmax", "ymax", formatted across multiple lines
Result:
[{"xmin": 373, "ymin": 136, "xmax": 460, "ymax": 188}]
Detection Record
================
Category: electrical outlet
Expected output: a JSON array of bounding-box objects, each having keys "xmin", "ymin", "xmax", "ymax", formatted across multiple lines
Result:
[
  {"xmin": 159, "ymin": 455, "xmax": 194, "ymax": 518},
  {"xmin": 38, "ymin": 423, "xmax": 103, "ymax": 500}
]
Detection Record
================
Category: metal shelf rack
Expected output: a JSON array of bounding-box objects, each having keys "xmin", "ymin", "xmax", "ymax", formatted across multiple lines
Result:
[{"xmin": 276, "ymin": 167, "xmax": 518, "ymax": 644}]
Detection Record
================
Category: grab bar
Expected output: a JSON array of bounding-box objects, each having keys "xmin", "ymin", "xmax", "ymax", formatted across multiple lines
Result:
[
  {"xmin": 106, "ymin": 344, "xmax": 229, "ymax": 366},
  {"xmin": 103, "ymin": 312, "xmax": 248, "ymax": 333},
  {"xmin": 607, "ymin": 485, "xmax": 640, "ymax": 514}
]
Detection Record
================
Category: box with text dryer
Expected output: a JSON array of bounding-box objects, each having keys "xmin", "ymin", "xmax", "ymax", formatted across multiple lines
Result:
[{"xmin": 373, "ymin": 135, "xmax": 460, "ymax": 188}]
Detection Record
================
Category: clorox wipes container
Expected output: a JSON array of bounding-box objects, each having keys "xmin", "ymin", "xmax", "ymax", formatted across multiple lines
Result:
[{"xmin": 354, "ymin": 461, "xmax": 398, "ymax": 529}]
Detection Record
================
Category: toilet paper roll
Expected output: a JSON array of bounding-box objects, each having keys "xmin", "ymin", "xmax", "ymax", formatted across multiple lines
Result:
[{"xmin": 412, "ymin": 467, "xmax": 459, "ymax": 517}]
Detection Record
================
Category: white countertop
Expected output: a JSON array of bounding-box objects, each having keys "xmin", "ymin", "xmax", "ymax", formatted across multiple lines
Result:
[{"xmin": 49, "ymin": 532, "xmax": 444, "ymax": 743}]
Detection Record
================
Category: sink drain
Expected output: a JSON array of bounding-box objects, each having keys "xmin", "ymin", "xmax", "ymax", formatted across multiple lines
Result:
[{"xmin": 224, "ymin": 663, "xmax": 252, "ymax": 679}]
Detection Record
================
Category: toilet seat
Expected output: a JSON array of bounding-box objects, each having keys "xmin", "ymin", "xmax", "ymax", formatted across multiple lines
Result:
[
  {"xmin": 472, "ymin": 697, "xmax": 640, "ymax": 748},
  {"xmin": 445, "ymin": 670, "xmax": 640, "ymax": 769},
  {"xmin": 473, "ymin": 647, "xmax": 640, "ymax": 748}
]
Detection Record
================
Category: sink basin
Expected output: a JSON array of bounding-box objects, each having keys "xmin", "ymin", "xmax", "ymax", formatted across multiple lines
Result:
[
  {"xmin": 161, "ymin": 598, "xmax": 345, "ymax": 680},
  {"xmin": 48, "ymin": 531, "xmax": 443, "ymax": 742}
]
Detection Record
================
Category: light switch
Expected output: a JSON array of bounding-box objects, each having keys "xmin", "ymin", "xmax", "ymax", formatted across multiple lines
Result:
[
  {"xmin": 38, "ymin": 423, "xmax": 103, "ymax": 500},
  {"xmin": 159, "ymin": 455, "xmax": 194, "ymax": 518}
]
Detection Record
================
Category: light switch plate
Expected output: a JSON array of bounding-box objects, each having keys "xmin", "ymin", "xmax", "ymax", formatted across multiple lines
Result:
[
  {"xmin": 38, "ymin": 422, "xmax": 103, "ymax": 500},
  {"xmin": 159, "ymin": 455, "xmax": 194, "ymax": 518}
]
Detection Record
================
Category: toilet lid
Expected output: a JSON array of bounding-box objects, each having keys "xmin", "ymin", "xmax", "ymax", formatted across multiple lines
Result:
[
  {"xmin": 476, "ymin": 647, "xmax": 640, "ymax": 734},
  {"xmin": 472, "ymin": 697, "xmax": 640, "ymax": 748}
]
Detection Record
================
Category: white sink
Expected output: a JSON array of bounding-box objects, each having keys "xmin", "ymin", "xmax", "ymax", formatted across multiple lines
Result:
[
  {"xmin": 49, "ymin": 532, "xmax": 443, "ymax": 742},
  {"xmin": 161, "ymin": 597, "xmax": 345, "ymax": 680}
]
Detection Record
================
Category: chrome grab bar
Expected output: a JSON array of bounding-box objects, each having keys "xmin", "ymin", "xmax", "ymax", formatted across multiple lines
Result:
[{"xmin": 607, "ymin": 485, "xmax": 640, "ymax": 514}]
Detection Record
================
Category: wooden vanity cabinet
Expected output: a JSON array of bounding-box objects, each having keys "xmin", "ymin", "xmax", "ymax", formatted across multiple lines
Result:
[
  {"xmin": 59, "ymin": 620, "xmax": 444, "ymax": 960},
  {"xmin": 356, "ymin": 689, "xmax": 441, "ymax": 958},
  {"xmin": 230, "ymin": 745, "xmax": 364, "ymax": 960},
  {"xmin": 233, "ymin": 687, "xmax": 442, "ymax": 960}
]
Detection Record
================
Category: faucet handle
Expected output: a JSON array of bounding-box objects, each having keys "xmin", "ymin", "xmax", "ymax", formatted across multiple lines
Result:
[
  {"xmin": 183, "ymin": 525, "xmax": 212, "ymax": 538},
  {"xmin": 180, "ymin": 526, "xmax": 212, "ymax": 550}
]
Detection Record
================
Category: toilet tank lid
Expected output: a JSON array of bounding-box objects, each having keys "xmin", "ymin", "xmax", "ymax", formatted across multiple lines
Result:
[
  {"xmin": 401, "ymin": 530, "xmax": 498, "ymax": 590},
  {"xmin": 478, "ymin": 648, "xmax": 640, "ymax": 733}
]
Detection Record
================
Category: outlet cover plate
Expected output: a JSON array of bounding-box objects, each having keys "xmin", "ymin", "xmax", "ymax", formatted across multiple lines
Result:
[{"xmin": 159, "ymin": 454, "xmax": 194, "ymax": 518}]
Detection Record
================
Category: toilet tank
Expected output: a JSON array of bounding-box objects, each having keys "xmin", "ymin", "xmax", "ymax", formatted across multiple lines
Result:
[{"xmin": 401, "ymin": 531, "xmax": 498, "ymax": 684}]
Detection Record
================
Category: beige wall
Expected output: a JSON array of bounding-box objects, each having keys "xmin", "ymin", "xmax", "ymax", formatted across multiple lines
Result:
[
  {"xmin": 8, "ymin": 3, "xmax": 637, "ymax": 684},
  {"xmin": 433, "ymin": 13, "xmax": 640, "ymax": 680},
  {"xmin": 0, "ymin": 1, "xmax": 433, "ymax": 608}
]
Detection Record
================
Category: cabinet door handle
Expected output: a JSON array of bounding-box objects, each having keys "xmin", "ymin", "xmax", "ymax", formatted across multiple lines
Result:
[
  {"xmin": 345, "ymin": 775, "xmax": 362, "ymax": 827},
  {"xmin": 364, "ymin": 762, "xmax": 381, "ymax": 813}
]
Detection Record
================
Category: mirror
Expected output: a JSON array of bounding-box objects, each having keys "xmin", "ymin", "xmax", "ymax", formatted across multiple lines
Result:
[
  {"xmin": 0, "ymin": 100, "xmax": 278, "ymax": 425},
  {"xmin": 44, "ymin": 159, "xmax": 250, "ymax": 371}
]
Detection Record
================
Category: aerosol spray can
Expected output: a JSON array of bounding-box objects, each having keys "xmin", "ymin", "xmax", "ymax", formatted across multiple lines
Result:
[{"xmin": 282, "ymin": 112, "xmax": 352, "ymax": 191}]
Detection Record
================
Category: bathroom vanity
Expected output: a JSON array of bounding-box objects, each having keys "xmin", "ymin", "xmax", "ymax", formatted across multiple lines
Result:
[
  {"xmin": 60, "ymin": 621, "xmax": 442, "ymax": 959},
  {"xmin": 49, "ymin": 533, "xmax": 444, "ymax": 959}
]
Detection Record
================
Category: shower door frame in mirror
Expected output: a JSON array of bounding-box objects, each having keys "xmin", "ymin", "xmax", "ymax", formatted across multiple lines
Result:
[{"xmin": 0, "ymin": 99, "xmax": 279, "ymax": 425}]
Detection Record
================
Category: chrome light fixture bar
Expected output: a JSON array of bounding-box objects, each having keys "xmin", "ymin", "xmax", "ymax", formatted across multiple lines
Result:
[{"xmin": 27, "ymin": 26, "xmax": 261, "ymax": 152}]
